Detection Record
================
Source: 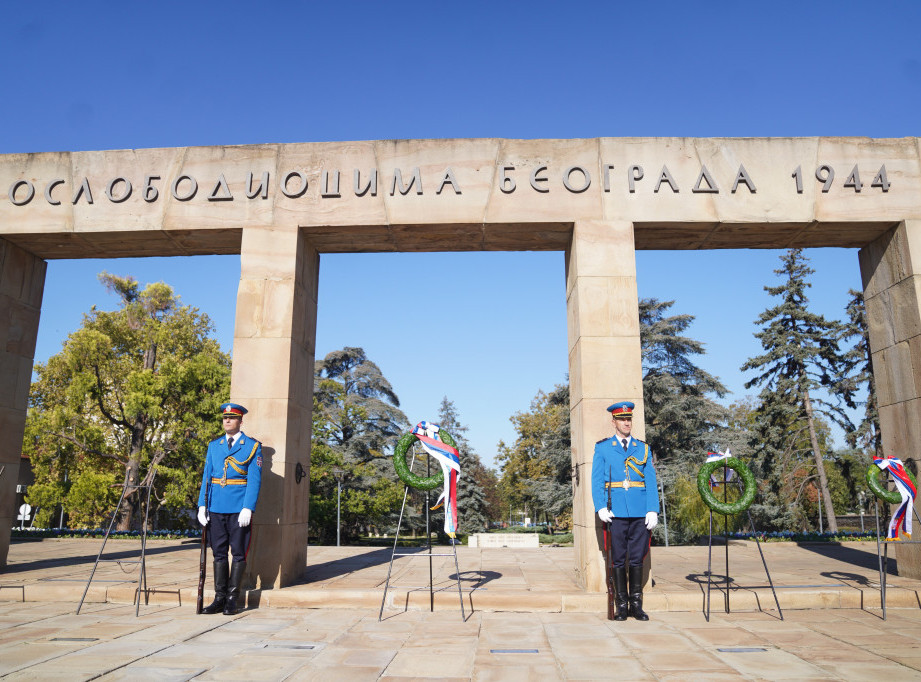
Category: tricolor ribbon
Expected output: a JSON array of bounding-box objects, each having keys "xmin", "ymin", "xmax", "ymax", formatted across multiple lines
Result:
[
  {"xmin": 412, "ymin": 421, "xmax": 461, "ymax": 538},
  {"xmin": 706, "ymin": 448, "xmax": 735, "ymax": 489},
  {"xmin": 874, "ymin": 457, "xmax": 917, "ymax": 541}
]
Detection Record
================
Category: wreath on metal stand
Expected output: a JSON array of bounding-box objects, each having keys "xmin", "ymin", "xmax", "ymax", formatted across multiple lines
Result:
[
  {"xmin": 696, "ymin": 455, "xmax": 757, "ymax": 515},
  {"xmin": 392, "ymin": 429, "xmax": 456, "ymax": 490},
  {"xmin": 866, "ymin": 463, "xmax": 918, "ymax": 505},
  {"xmin": 694, "ymin": 449, "xmax": 782, "ymax": 620},
  {"xmin": 864, "ymin": 457, "xmax": 919, "ymax": 620}
]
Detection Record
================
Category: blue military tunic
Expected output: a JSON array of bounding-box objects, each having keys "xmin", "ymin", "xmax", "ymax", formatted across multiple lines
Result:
[
  {"xmin": 198, "ymin": 432, "xmax": 262, "ymax": 513},
  {"xmin": 591, "ymin": 435, "xmax": 659, "ymax": 518}
]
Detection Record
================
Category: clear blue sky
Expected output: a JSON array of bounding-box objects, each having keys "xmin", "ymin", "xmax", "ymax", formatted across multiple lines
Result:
[{"xmin": 3, "ymin": 3, "xmax": 920, "ymax": 467}]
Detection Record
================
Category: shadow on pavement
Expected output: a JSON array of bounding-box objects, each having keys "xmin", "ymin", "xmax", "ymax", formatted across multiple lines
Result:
[
  {"xmin": 449, "ymin": 570, "xmax": 502, "ymax": 589},
  {"xmin": 685, "ymin": 572, "xmax": 733, "ymax": 585},
  {"xmin": 822, "ymin": 570, "xmax": 873, "ymax": 587},
  {"xmin": 6, "ymin": 542, "xmax": 196, "ymax": 575},
  {"xmin": 798, "ymin": 542, "xmax": 897, "ymax": 574},
  {"xmin": 299, "ymin": 545, "xmax": 427, "ymax": 583}
]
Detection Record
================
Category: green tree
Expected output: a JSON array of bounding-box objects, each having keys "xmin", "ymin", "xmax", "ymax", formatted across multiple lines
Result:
[
  {"xmin": 640, "ymin": 298, "xmax": 730, "ymax": 464},
  {"xmin": 667, "ymin": 475, "xmax": 745, "ymax": 540},
  {"xmin": 24, "ymin": 273, "xmax": 230, "ymax": 529},
  {"xmin": 497, "ymin": 383, "xmax": 571, "ymax": 528},
  {"xmin": 310, "ymin": 347, "xmax": 408, "ymax": 541},
  {"xmin": 722, "ymin": 397, "xmax": 797, "ymax": 531},
  {"xmin": 314, "ymin": 347, "xmax": 408, "ymax": 465},
  {"xmin": 638, "ymin": 298, "xmax": 731, "ymax": 545},
  {"xmin": 741, "ymin": 250, "xmax": 855, "ymax": 532},
  {"xmin": 840, "ymin": 289, "xmax": 881, "ymax": 457}
]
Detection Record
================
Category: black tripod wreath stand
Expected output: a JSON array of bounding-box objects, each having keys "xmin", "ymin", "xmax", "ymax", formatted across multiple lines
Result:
[
  {"xmin": 379, "ymin": 430, "xmax": 465, "ymax": 621},
  {"xmin": 698, "ymin": 456, "xmax": 783, "ymax": 622}
]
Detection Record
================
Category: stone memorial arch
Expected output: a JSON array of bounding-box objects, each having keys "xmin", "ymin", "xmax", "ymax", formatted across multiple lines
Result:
[{"xmin": 2, "ymin": 137, "xmax": 920, "ymax": 591}]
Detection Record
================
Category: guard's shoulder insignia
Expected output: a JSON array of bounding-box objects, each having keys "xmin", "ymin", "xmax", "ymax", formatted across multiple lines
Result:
[{"xmin": 595, "ymin": 437, "xmax": 610, "ymax": 444}]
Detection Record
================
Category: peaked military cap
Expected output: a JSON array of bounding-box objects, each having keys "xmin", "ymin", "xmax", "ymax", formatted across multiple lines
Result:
[
  {"xmin": 607, "ymin": 401, "xmax": 634, "ymax": 418},
  {"xmin": 220, "ymin": 402, "xmax": 248, "ymax": 417}
]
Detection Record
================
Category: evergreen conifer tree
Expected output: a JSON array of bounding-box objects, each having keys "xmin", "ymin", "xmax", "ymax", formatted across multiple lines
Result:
[
  {"xmin": 741, "ymin": 249, "xmax": 855, "ymax": 532},
  {"xmin": 640, "ymin": 298, "xmax": 730, "ymax": 462},
  {"xmin": 840, "ymin": 289, "xmax": 881, "ymax": 456},
  {"xmin": 311, "ymin": 347, "xmax": 409, "ymax": 540},
  {"xmin": 639, "ymin": 298, "xmax": 730, "ymax": 543}
]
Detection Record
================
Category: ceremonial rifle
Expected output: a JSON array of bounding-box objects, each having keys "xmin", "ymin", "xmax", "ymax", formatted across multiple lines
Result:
[
  {"xmin": 196, "ymin": 482, "xmax": 209, "ymax": 614},
  {"xmin": 604, "ymin": 464, "xmax": 616, "ymax": 620}
]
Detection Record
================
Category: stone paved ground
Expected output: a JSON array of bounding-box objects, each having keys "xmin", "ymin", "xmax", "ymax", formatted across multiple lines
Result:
[
  {"xmin": 1, "ymin": 601, "xmax": 920, "ymax": 680},
  {"xmin": 2, "ymin": 538, "xmax": 921, "ymax": 679},
  {"xmin": 1, "ymin": 537, "xmax": 916, "ymax": 613}
]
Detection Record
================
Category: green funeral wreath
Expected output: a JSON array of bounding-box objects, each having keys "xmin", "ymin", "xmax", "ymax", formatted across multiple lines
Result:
[
  {"xmin": 866, "ymin": 463, "xmax": 918, "ymax": 504},
  {"xmin": 697, "ymin": 457, "xmax": 757, "ymax": 515},
  {"xmin": 392, "ymin": 428, "xmax": 456, "ymax": 491}
]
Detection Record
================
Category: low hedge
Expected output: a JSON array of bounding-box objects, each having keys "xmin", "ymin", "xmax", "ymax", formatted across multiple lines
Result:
[{"xmin": 12, "ymin": 527, "xmax": 200, "ymax": 540}]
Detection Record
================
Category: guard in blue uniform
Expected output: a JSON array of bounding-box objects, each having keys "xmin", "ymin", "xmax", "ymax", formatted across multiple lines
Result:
[
  {"xmin": 591, "ymin": 401, "xmax": 659, "ymax": 621},
  {"xmin": 197, "ymin": 403, "xmax": 262, "ymax": 615}
]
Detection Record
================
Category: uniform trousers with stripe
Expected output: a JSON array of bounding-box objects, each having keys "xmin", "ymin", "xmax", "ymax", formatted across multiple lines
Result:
[
  {"xmin": 209, "ymin": 512, "xmax": 252, "ymax": 563},
  {"xmin": 608, "ymin": 516, "xmax": 650, "ymax": 568}
]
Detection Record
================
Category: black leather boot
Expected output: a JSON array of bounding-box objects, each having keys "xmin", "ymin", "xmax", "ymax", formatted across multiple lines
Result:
[
  {"xmin": 628, "ymin": 564, "xmax": 649, "ymax": 621},
  {"xmin": 613, "ymin": 566, "xmax": 629, "ymax": 621},
  {"xmin": 223, "ymin": 561, "xmax": 246, "ymax": 615},
  {"xmin": 201, "ymin": 559, "xmax": 228, "ymax": 614}
]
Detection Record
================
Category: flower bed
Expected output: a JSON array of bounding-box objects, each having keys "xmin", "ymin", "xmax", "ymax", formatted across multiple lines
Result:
[{"xmin": 724, "ymin": 530, "xmax": 878, "ymax": 543}]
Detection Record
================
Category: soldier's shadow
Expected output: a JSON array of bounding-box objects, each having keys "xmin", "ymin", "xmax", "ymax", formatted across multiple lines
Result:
[{"xmin": 247, "ymin": 445, "xmax": 283, "ymax": 597}]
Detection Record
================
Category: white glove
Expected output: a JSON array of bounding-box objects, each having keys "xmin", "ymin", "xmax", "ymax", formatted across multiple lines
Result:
[
  {"xmin": 598, "ymin": 508, "xmax": 615, "ymax": 524},
  {"xmin": 238, "ymin": 508, "xmax": 253, "ymax": 527},
  {"xmin": 645, "ymin": 512, "xmax": 658, "ymax": 530},
  {"xmin": 198, "ymin": 506, "xmax": 209, "ymax": 527}
]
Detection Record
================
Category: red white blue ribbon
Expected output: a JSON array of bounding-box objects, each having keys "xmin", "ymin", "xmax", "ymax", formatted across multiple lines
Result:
[
  {"xmin": 874, "ymin": 457, "xmax": 917, "ymax": 540},
  {"xmin": 413, "ymin": 421, "xmax": 461, "ymax": 537},
  {"xmin": 706, "ymin": 448, "xmax": 735, "ymax": 489}
]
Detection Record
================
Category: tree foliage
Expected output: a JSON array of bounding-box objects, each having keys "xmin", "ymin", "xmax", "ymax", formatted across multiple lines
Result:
[
  {"xmin": 640, "ymin": 298, "xmax": 729, "ymax": 464},
  {"xmin": 840, "ymin": 289, "xmax": 881, "ymax": 456},
  {"xmin": 635, "ymin": 298, "xmax": 733, "ymax": 544},
  {"xmin": 497, "ymin": 383, "xmax": 572, "ymax": 528},
  {"xmin": 740, "ymin": 249, "xmax": 855, "ymax": 532},
  {"xmin": 25, "ymin": 273, "xmax": 231, "ymax": 529},
  {"xmin": 309, "ymin": 347, "xmax": 408, "ymax": 542}
]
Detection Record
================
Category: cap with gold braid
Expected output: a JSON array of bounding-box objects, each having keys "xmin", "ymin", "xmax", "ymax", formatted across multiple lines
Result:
[
  {"xmin": 220, "ymin": 402, "xmax": 247, "ymax": 417},
  {"xmin": 606, "ymin": 401, "xmax": 634, "ymax": 418}
]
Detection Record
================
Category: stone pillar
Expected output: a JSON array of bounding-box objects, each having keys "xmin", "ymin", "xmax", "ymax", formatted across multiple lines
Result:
[
  {"xmin": 859, "ymin": 220, "xmax": 921, "ymax": 578},
  {"xmin": 566, "ymin": 220, "xmax": 644, "ymax": 592},
  {"xmin": 0, "ymin": 239, "xmax": 45, "ymax": 568},
  {"xmin": 231, "ymin": 225, "xmax": 318, "ymax": 589}
]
